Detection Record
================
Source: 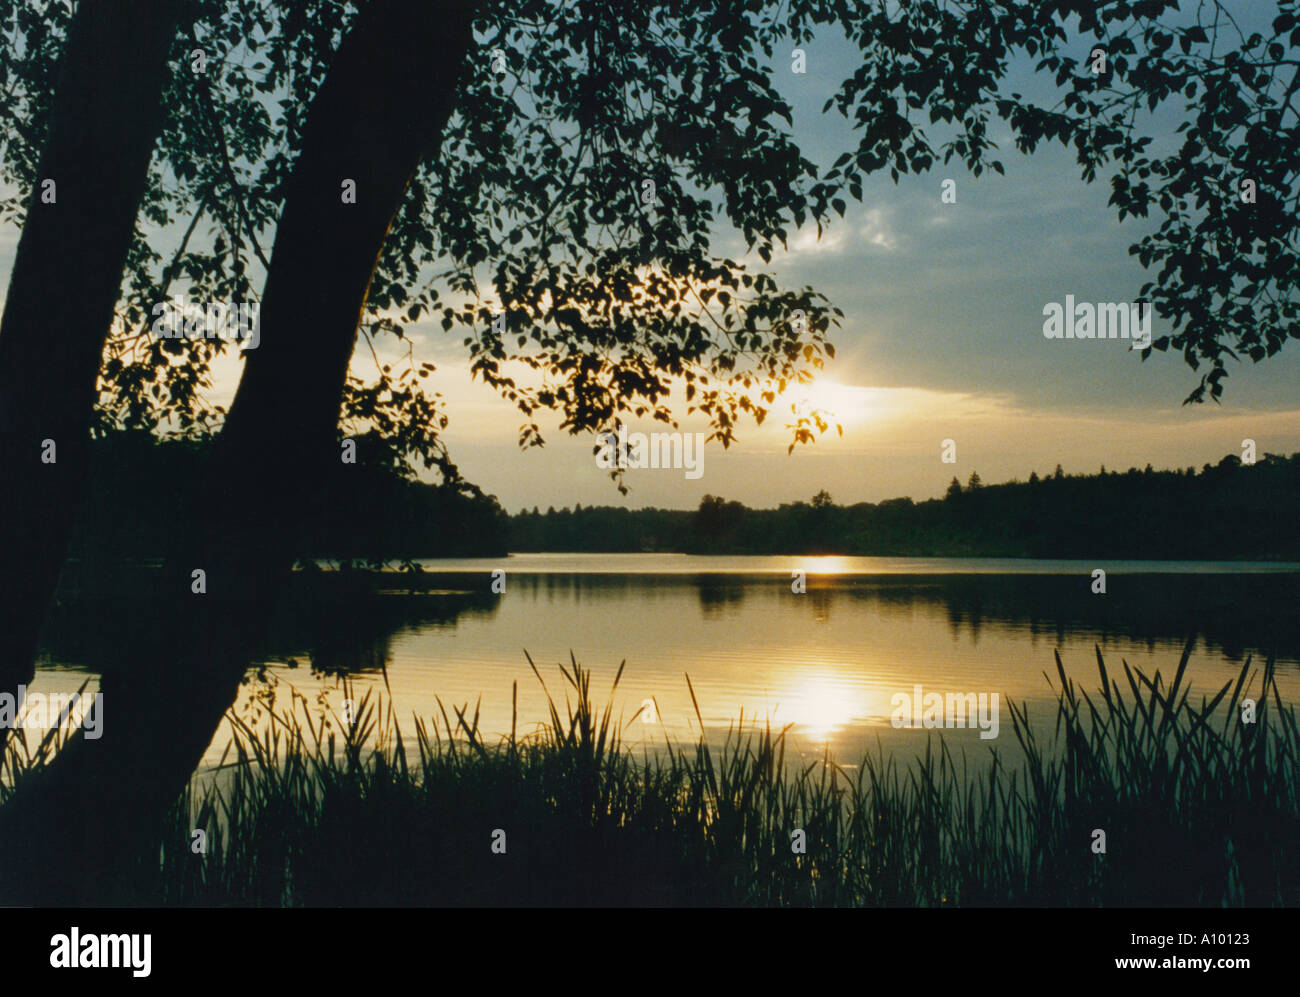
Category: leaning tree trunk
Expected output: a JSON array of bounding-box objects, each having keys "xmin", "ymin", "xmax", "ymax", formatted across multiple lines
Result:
[
  {"xmin": 0, "ymin": 0, "xmax": 182, "ymax": 756},
  {"xmin": 0, "ymin": 0, "xmax": 477, "ymax": 905}
]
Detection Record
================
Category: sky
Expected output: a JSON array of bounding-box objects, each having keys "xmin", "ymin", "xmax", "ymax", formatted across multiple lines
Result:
[
  {"xmin": 413, "ymin": 11, "xmax": 1300, "ymax": 512},
  {"xmin": 2, "ymin": 4, "xmax": 1296, "ymax": 514}
]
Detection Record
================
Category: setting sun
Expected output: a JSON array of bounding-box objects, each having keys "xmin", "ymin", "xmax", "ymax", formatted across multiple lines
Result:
[{"xmin": 783, "ymin": 377, "xmax": 883, "ymax": 431}]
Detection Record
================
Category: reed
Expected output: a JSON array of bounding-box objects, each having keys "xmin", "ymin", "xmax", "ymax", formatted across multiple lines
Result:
[{"xmin": 4, "ymin": 642, "xmax": 1298, "ymax": 906}]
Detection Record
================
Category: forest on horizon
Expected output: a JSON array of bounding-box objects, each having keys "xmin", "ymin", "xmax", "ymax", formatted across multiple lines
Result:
[
  {"xmin": 64, "ymin": 435, "xmax": 1300, "ymax": 563},
  {"xmin": 511, "ymin": 452, "xmax": 1300, "ymax": 560}
]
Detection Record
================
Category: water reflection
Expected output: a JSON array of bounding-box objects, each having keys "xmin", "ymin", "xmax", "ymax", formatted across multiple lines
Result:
[{"xmin": 33, "ymin": 558, "xmax": 1300, "ymax": 772}]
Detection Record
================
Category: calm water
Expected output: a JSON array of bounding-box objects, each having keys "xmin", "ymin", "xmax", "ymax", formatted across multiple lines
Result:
[{"xmin": 33, "ymin": 554, "xmax": 1300, "ymax": 771}]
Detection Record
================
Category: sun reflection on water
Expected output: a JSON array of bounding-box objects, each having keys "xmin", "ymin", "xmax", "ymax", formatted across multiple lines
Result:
[{"xmin": 776, "ymin": 671, "xmax": 875, "ymax": 741}]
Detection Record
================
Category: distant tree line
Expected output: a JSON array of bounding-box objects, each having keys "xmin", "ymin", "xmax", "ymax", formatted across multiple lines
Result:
[
  {"xmin": 70, "ymin": 440, "xmax": 1300, "ymax": 561},
  {"xmin": 509, "ymin": 453, "xmax": 1300, "ymax": 560},
  {"xmin": 65, "ymin": 431, "xmax": 510, "ymax": 565},
  {"xmin": 509, "ymin": 505, "xmax": 693, "ymax": 553}
]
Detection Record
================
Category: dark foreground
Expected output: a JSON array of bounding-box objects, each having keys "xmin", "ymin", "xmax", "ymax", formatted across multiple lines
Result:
[{"xmin": 2, "ymin": 643, "xmax": 1297, "ymax": 907}]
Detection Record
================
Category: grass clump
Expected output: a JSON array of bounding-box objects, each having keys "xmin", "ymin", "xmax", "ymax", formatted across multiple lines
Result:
[{"xmin": 5, "ymin": 641, "xmax": 1300, "ymax": 906}]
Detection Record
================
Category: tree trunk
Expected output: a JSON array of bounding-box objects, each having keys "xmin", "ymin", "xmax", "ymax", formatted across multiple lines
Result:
[
  {"xmin": 0, "ymin": 0, "xmax": 183, "ymax": 755},
  {"xmin": 0, "ymin": 0, "xmax": 477, "ymax": 905}
]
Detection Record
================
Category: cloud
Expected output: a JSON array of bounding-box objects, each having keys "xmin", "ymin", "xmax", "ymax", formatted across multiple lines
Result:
[
  {"xmin": 859, "ymin": 207, "xmax": 898, "ymax": 251},
  {"xmin": 785, "ymin": 224, "xmax": 848, "ymax": 256}
]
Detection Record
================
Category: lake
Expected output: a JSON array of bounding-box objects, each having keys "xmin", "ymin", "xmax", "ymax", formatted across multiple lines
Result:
[{"xmin": 31, "ymin": 553, "xmax": 1300, "ymax": 772}]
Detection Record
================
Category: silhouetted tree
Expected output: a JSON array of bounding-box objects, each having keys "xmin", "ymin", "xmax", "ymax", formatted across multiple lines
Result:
[
  {"xmin": 5, "ymin": 0, "xmax": 1300, "ymax": 898},
  {"xmin": 0, "ymin": 0, "xmax": 185, "ymax": 754}
]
